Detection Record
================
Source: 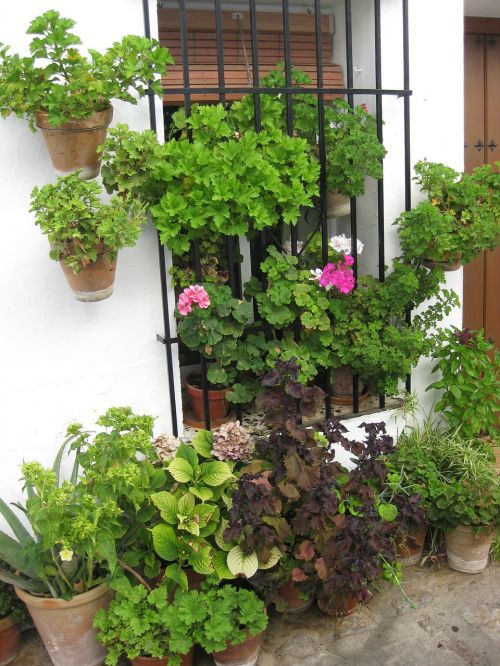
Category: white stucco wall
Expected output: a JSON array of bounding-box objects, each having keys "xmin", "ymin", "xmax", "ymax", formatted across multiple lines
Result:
[
  {"xmin": 0, "ymin": 0, "xmax": 465, "ymax": 511},
  {"xmin": 0, "ymin": 0, "xmax": 179, "ymax": 508}
]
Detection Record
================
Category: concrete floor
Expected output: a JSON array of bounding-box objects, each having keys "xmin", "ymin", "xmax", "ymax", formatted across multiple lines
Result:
[{"xmin": 13, "ymin": 562, "xmax": 499, "ymax": 666}]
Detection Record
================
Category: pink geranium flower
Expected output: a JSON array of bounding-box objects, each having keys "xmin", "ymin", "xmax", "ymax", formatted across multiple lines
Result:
[
  {"xmin": 176, "ymin": 285, "xmax": 211, "ymax": 316},
  {"xmin": 318, "ymin": 257, "xmax": 355, "ymax": 294}
]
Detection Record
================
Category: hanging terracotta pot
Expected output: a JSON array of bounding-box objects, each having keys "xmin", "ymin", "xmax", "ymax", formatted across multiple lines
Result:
[
  {"xmin": 422, "ymin": 254, "xmax": 462, "ymax": 271},
  {"xmin": 397, "ymin": 522, "xmax": 427, "ymax": 566},
  {"xmin": 445, "ymin": 525, "xmax": 494, "ymax": 573},
  {"xmin": 330, "ymin": 365, "xmax": 369, "ymax": 406},
  {"xmin": 277, "ymin": 579, "xmax": 313, "ymax": 613},
  {"xmin": 185, "ymin": 373, "xmax": 230, "ymax": 426},
  {"xmin": 0, "ymin": 615, "xmax": 21, "ymax": 666},
  {"xmin": 212, "ymin": 631, "xmax": 264, "ymax": 666},
  {"xmin": 15, "ymin": 583, "xmax": 112, "ymax": 666},
  {"xmin": 132, "ymin": 649, "xmax": 194, "ymax": 666},
  {"xmin": 326, "ymin": 191, "xmax": 351, "ymax": 218},
  {"xmin": 58, "ymin": 243, "xmax": 117, "ymax": 302},
  {"xmin": 35, "ymin": 107, "xmax": 113, "ymax": 180}
]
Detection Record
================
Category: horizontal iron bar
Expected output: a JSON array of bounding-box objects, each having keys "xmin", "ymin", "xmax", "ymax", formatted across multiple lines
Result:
[
  {"xmin": 160, "ymin": 86, "xmax": 412, "ymax": 96},
  {"xmin": 156, "ymin": 334, "xmax": 179, "ymax": 345}
]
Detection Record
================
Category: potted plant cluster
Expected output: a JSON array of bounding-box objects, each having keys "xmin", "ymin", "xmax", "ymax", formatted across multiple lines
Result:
[
  {"xmin": 0, "ymin": 11, "xmax": 173, "ymax": 178},
  {"xmin": 388, "ymin": 422, "xmax": 500, "ymax": 573},
  {"xmin": 396, "ymin": 160, "xmax": 500, "ymax": 270},
  {"xmin": 30, "ymin": 173, "xmax": 145, "ymax": 301},
  {"xmin": 0, "ymin": 581, "xmax": 28, "ymax": 665}
]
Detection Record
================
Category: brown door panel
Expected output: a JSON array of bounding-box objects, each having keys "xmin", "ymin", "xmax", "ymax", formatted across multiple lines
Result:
[{"xmin": 464, "ymin": 34, "xmax": 485, "ymax": 173}]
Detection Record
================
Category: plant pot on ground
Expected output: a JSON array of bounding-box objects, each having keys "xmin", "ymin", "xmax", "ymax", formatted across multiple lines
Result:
[
  {"xmin": 0, "ymin": 582, "xmax": 27, "ymax": 666},
  {"xmin": 444, "ymin": 525, "xmax": 495, "ymax": 574},
  {"xmin": 0, "ymin": 11, "xmax": 173, "ymax": 178},
  {"xmin": 185, "ymin": 372, "xmax": 230, "ymax": 426},
  {"xmin": 396, "ymin": 160, "xmax": 500, "ymax": 268},
  {"xmin": 30, "ymin": 173, "xmax": 145, "ymax": 301},
  {"xmin": 330, "ymin": 365, "xmax": 369, "ymax": 406}
]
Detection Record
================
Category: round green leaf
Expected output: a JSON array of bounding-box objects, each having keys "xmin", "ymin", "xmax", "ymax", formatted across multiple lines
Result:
[
  {"xmin": 258, "ymin": 547, "xmax": 282, "ymax": 570},
  {"xmin": 169, "ymin": 458, "xmax": 194, "ymax": 483},
  {"xmin": 378, "ymin": 503, "xmax": 399, "ymax": 522},
  {"xmin": 227, "ymin": 545, "xmax": 259, "ymax": 578},
  {"xmin": 200, "ymin": 461, "xmax": 234, "ymax": 487}
]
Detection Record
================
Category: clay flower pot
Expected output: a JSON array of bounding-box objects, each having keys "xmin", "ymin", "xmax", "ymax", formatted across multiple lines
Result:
[
  {"xmin": 132, "ymin": 650, "xmax": 193, "ymax": 666},
  {"xmin": 422, "ymin": 256, "xmax": 462, "ymax": 271},
  {"xmin": 15, "ymin": 583, "xmax": 112, "ymax": 666},
  {"xmin": 445, "ymin": 525, "xmax": 494, "ymax": 573},
  {"xmin": 185, "ymin": 373, "xmax": 229, "ymax": 426},
  {"xmin": 0, "ymin": 615, "xmax": 21, "ymax": 666},
  {"xmin": 58, "ymin": 243, "xmax": 117, "ymax": 302},
  {"xmin": 212, "ymin": 631, "xmax": 264, "ymax": 666},
  {"xmin": 318, "ymin": 592, "xmax": 357, "ymax": 617},
  {"xmin": 397, "ymin": 523, "xmax": 427, "ymax": 566},
  {"xmin": 326, "ymin": 190, "xmax": 351, "ymax": 218},
  {"xmin": 277, "ymin": 579, "xmax": 313, "ymax": 613},
  {"xmin": 35, "ymin": 107, "xmax": 113, "ymax": 180},
  {"xmin": 330, "ymin": 365, "xmax": 369, "ymax": 406}
]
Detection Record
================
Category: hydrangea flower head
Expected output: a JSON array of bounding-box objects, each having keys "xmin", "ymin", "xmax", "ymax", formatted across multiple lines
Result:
[{"xmin": 177, "ymin": 285, "xmax": 211, "ymax": 316}]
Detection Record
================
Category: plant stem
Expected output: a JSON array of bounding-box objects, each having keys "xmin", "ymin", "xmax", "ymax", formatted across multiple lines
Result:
[{"xmin": 117, "ymin": 559, "xmax": 152, "ymax": 592}]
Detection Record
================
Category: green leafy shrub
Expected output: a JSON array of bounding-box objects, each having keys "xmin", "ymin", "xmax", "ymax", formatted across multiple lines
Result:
[
  {"xmin": 0, "ymin": 581, "xmax": 29, "ymax": 624},
  {"xmin": 396, "ymin": 161, "xmax": 500, "ymax": 266},
  {"xmin": 94, "ymin": 582, "xmax": 194, "ymax": 666},
  {"xmin": 30, "ymin": 173, "xmax": 145, "ymax": 273},
  {"xmin": 0, "ymin": 10, "xmax": 173, "ymax": 128},
  {"xmin": 427, "ymin": 327, "xmax": 500, "ymax": 438}
]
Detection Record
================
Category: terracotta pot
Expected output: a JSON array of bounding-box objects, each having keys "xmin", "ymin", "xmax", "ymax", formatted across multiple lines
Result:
[
  {"xmin": 422, "ymin": 257, "xmax": 462, "ymax": 271},
  {"xmin": 35, "ymin": 107, "xmax": 113, "ymax": 179},
  {"xmin": 15, "ymin": 583, "xmax": 112, "ymax": 666},
  {"xmin": 326, "ymin": 191, "xmax": 351, "ymax": 218},
  {"xmin": 132, "ymin": 649, "xmax": 193, "ymax": 666},
  {"xmin": 397, "ymin": 523, "xmax": 427, "ymax": 566},
  {"xmin": 0, "ymin": 616, "xmax": 21, "ymax": 666},
  {"xmin": 445, "ymin": 525, "xmax": 494, "ymax": 573},
  {"xmin": 58, "ymin": 243, "xmax": 117, "ymax": 302},
  {"xmin": 330, "ymin": 365, "xmax": 369, "ymax": 406},
  {"xmin": 212, "ymin": 631, "xmax": 264, "ymax": 666},
  {"xmin": 318, "ymin": 592, "xmax": 357, "ymax": 617},
  {"xmin": 185, "ymin": 375, "xmax": 229, "ymax": 424},
  {"xmin": 277, "ymin": 579, "xmax": 313, "ymax": 613}
]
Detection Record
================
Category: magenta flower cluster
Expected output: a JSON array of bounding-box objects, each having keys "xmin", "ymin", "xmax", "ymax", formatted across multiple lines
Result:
[
  {"xmin": 176, "ymin": 285, "xmax": 210, "ymax": 316},
  {"xmin": 318, "ymin": 255, "xmax": 355, "ymax": 294}
]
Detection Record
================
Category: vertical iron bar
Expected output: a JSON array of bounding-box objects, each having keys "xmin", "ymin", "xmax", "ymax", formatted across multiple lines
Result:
[
  {"xmin": 214, "ymin": 0, "xmax": 226, "ymax": 106},
  {"xmin": 281, "ymin": 0, "xmax": 294, "ymax": 135},
  {"xmin": 345, "ymin": 0, "xmax": 359, "ymax": 413},
  {"xmin": 374, "ymin": 0, "xmax": 386, "ymax": 410},
  {"xmin": 403, "ymin": 0, "xmax": 412, "ymax": 394},
  {"xmin": 143, "ymin": 0, "xmax": 179, "ymax": 436},
  {"xmin": 314, "ymin": 0, "xmax": 331, "ymax": 419},
  {"xmin": 179, "ymin": 0, "xmax": 191, "ymax": 116},
  {"xmin": 193, "ymin": 240, "xmax": 212, "ymax": 430},
  {"xmin": 249, "ymin": 0, "xmax": 262, "ymax": 132}
]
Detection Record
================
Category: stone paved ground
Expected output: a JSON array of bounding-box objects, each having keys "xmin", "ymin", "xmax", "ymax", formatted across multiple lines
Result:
[{"xmin": 13, "ymin": 562, "xmax": 499, "ymax": 666}]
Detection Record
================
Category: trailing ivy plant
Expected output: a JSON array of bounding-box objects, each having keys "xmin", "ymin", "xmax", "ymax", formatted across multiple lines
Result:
[
  {"xmin": 30, "ymin": 173, "xmax": 145, "ymax": 274},
  {"xmin": 426, "ymin": 327, "xmax": 500, "ymax": 438},
  {"xmin": 150, "ymin": 104, "xmax": 319, "ymax": 255},
  {"xmin": 0, "ymin": 10, "xmax": 173, "ymax": 128},
  {"xmin": 396, "ymin": 161, "xmax": 500, "ymax": 266}
]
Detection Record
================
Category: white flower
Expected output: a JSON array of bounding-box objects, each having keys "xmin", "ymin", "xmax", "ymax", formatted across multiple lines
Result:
[
  {"xmin": 60, "ymin": 548, "xmax": 73, "ymax": 562},
  {"xmin": 309, "ymin": 268, "xmax": 322, "ymax": 282},
  {"xmin": 329, "ymin": 234, "xmax": 364, "ymax": 256}
]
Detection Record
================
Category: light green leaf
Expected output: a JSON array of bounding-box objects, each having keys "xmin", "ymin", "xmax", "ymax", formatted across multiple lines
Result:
[
  {"xmin": 378, "ymin": 503, "xmax": 399, "ymax": 522},
  {"xmin": 164, "ymin": 563, "xmax": 188, "ymax": 591},
  {"xmin": 176, "ymin": 442, "xmax": 199, "ymax": 470},
  {"xmin": 189, "ymin": 486, "xmax": 213, "ymax": 501},
  {"xmin": 258, "ymin": 546, "xmax": 282, "ymax": 570},
  {"xmin": 95, "ymin": 529, "xmax": 117, "ymax": 573},
  {"xmin": 191, "ymin": 430, "xmax": 213, "ymax": 458},
  {"xmin": 151, "ymin": 524, "xmax": 178, "ymax": 561},
  {"xmin": 179, "ymin": 519, "xmax": 200, "ymax": 537},
  {"xmin": 200, "ymin": 461, "xmax": 234, "ymax": 487},
  {"xmin": 212, "ymin": 550, "xmax": 235, "ymax": 580},
  {"xmin": 169, "ymin": 458, "xmax": 194, "ymax": 483},
  {"xmin": 227, "ymin": 545, "xmax": 259, "ymax": 578},
  {"xmin": 188, "ymin": 546, "xmax": 214, "ymax": 575},
  {"xmin": 178, "ymin": 493, "xmax": 196, "ymax": 517},
  {"xmin": 151, "ymin": 492, "xmax": 178, "ymax": 524}
]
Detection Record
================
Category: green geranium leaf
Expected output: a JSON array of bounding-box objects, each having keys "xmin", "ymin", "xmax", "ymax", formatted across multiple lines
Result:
[{"xmin": 378, "ymin": 503, "xmax": 399, "ymax": 522}]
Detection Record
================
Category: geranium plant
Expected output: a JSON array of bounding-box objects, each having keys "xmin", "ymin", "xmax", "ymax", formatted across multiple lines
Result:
[
  {"xmin": 427, "ymin": 327, "xmax": 500, "ymax": 438},
  {"xmin": 396, "ymin": 161, "xmax": 500, "ymax": 267},
  {"xmin": 0, "ymin": 10, "xmax": 173, "ymax": 128},
  {"xmin": 30, "ymin": 173, "xmax": 145, "ymax": 274}
]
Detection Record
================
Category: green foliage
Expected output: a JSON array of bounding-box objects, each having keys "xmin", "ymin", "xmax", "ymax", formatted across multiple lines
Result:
[
  {"xmin": 188, "ymin": 585, "xmax": 268, "ymax": 655},
  {"xmin": 30, "ymin": 173, "xmax": 145, "ymax": 273},
  {"xmin": 0, "ymin": 11, "xmax": 173, "ymax": 128},
  {"xmin": 150, "ymin": 104, "xmax": 319, "ymax": 254},
  {"xmin": 0, "ymin": 581, "xmax": 29, "ymax": 624},
  {"xmin": 151, "ymin": 440, "xmax": 237, "ymax": 584},
  {"xmin": 230, "ymin": 65, "xmax": 386, "ymax": 197},
  {"xmin": 390, "ymin": 423, "xmax": 500, "ymax": 531},
  {"xmin": 94, "ymin": 583, "xmax": 194, "ymax": 666},
  {"xmin": 168, "ymin": 235, "xmax": 229, "ymax": 289},
  {"xmin": 396, "ymin": 161, "xmax": 500, "ymax": 265},
  {"xmin": 427, "ymin": 327, "xmax": 500, "ymax": 438}
]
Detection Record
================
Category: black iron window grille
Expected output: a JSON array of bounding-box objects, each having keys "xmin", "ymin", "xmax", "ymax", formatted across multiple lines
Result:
[{"xmin": 143, "ymin": 0, "xmax": 412, "ymax": 437}]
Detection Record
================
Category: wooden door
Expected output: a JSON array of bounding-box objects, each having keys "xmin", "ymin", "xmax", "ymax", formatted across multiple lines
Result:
[{"xmin": 463, "ymin": 19, "xmax": 500, "ymax": 346}]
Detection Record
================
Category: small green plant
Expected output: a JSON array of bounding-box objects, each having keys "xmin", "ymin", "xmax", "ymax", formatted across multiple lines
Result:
[
  {"xmin": 0, "ymin": 10, "xmax": 173, "ymax": 128},
  {"xmin": 30, "ymin": 173, "xmax": 145, "ymax": 273},
  {"xmin": 427, "ymin": 327, "xmax": 500, "ymax": 438},
  {"xmin": 94, "ymin": 582, "xmax": 194, "ymax": 666},
  {"xmin": 396, "ymin": 161, "xmax": 500, "ymax": 266},
  {"xmin": 189, "ymin": 584, "xmax": 268, "ymax": 655},
  {"xmin": 0, "ymin": 581, "xmax": 29, "ymax": 624},
  {"xmin": 150, "ymin": 104, "xmax": 319, "ymax": 254}
]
